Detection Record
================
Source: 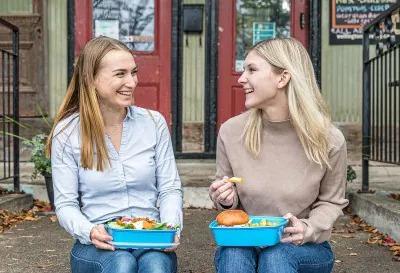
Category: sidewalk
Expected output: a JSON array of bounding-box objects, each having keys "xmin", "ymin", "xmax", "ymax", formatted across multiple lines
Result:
[
  {"xmin": 1, "ymin": 157, "xmax": 400, "ymax": 273},
  {"xmin": 1, "ymin": 158, "xmax": 400, "ymax": 241},
  {"xmin": 0, "ymin": 209, "xmax": 399, "ymax": 273}
]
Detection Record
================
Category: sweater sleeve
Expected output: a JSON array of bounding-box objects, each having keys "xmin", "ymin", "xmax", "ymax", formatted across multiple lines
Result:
[
  {"xmin": 300, "ymin": 140, "xmax": 349, "ymax": 244},
  {"xmin": 213, "ymin": 127, "xmax": 239, "ymax": 210}
]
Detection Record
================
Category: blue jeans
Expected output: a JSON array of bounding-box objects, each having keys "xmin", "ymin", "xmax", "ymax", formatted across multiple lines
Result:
[
  {"xmin": 70, "ymin": 241, "xmax": 177, "ymax": 273},
  {"xmin": 215, "ymin": 242, "xmax": 334, "ymax": 273}
]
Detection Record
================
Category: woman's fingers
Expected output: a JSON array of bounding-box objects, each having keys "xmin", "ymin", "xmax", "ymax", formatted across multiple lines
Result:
[
  {"xmin": 209, "ymin": 180, "xmax": 226, "ymax": 199},
  {"xmin": 93, "ymin": 225, "xmax": 113, "ymax": 241},
  {"xmin": 92, "ymin": 239, "xmax": 115, "ymax": 250},
  {"xmin": 97, "ymin": 225, "xmax": 113, "ymax": 240},
  {"xmin": 210, "ymin": 181, "xmax": 233, "ymax": 201},
  {"xmin": 282, "ymin": 213, "xmax": 294, "ymax": 221},
  {"xmin": 284, "ymin": 226, "xmax": 303, "ymax": 234},
  {"xmin": 90, "ymin": 225, "xmax": 114, "ymax": 250},
  {"xmin": 218, "ymin": 187, "xmax": 233, "ymax": 201},
  {"xmin": 280, "ymin": 213, "xmax": 305, "ymax": 245},
  {"xmin": 280, "ymin": 233, "xmax": 303, "ymax": 245},
  {"xmin": 217, "ymin": 188, "xmax": 235, "ymax": 206},
  {"xmin": 224, "ymin": 190, "xmax": 235, "ymax": 202}
]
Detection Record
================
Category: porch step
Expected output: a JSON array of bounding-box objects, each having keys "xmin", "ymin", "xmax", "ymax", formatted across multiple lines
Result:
[
  {"xmin": 0, "ymin": 193, "xmax": 33, "ymax": 213},
  {"xmin": 347, "ymin": 190, "xmax": 400, "ymax": 242},
  {"xmin": 177, "ymin": 159, "xmax": 216, "ymax": 187}
]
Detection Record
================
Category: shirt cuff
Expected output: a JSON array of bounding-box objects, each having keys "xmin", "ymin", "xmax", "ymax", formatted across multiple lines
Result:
[{"xmin": 78, "ymin": 222, "xmax": 96, "ymax": 245}]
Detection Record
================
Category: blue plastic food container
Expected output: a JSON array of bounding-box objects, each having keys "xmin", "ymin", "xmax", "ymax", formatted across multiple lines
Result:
[
  {"xmin": 209, "ymin": 216, "xmax": 288, "ymax": 247},
  {"xmin": 106, "ymin": 224, "xmax": 177, "ymax": 249}
]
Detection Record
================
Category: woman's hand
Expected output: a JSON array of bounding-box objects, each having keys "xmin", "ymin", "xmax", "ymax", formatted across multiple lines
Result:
[
  {"xmin": 209, "ymin": 176, "xmax": 236, "ymax": 207},
  {"xmin": 90, "ymin": 224, "xmax": 115, "ymax": 251},
  {"xmin": 280, "ymin": 213, "xmax": 306, "ymax": 245},
  {"xmin": 164, "ymin": 234, "xmax": 180, "ymax": 252}
]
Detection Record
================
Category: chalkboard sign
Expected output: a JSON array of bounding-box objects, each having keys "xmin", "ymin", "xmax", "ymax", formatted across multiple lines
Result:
[{"xmin": 329, "ymin": 0, "xmax": 398, "ymax": 45}]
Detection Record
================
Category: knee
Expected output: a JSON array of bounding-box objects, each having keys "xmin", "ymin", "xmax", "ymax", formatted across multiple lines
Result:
[
  {"xmin": 108, "ymin": 251, "xmax": 137, "ymax": 273},
  {"xmin": 259, "ymin": 244, "xmax": 295, "ymax": 266},
  {"xmin": 139, "ymin": 251, "xmax": 177, "ymax": 273},
  {"xmin": 215, "ymin": 247, "xmax": 257, "ymax": 273},
  {"xmin": 217, "ymin": 247, "xmax": 256, "ymax": 260}
]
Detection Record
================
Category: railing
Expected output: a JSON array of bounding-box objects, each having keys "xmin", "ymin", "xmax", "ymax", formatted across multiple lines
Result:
[
  {"xmin": 362, "ymin": 4, "xmax": 400, "ymax": 192},
  {"xmin": 0, "ymin": 18, "xmax": 20, "ymax": 192}
]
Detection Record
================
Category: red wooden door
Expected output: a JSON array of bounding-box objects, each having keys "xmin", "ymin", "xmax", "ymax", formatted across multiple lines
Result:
[
  {"xmin": 74, "ymin": 0, "xmax": 172, "ymax": 124},
  {"xmin": 217, "ymin": 0, "xmax": 309, "ymax": 128}
]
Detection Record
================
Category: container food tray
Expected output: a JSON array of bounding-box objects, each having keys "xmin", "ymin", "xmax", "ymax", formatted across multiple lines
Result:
[
  {"xmin": 106, "ymin": 224, "xmax": 176, "ymax": 250},
  {"xmin": 209, "ymin": 216, "xmax": 288, "ymax": 247}
]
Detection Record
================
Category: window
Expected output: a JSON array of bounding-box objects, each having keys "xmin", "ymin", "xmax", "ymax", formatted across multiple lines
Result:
[
  {"xmin": 235, "ymin": 0, "xmax": 290, "ymax": 71},
  {"xmin": 93, "ymin": 0, "xmax": 155, "ymax": 51}
]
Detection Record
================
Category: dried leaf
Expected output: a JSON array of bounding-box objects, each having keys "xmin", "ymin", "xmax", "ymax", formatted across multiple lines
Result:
[
  {"xmin": 383, "ymin": 236, "xmax": 396, "ymax": 246},
  {"xmin": 388, "ymin": 193, "xmax": 400, "ymax": 201},
  {"xmin": 24, "ymin": 216, "xmax": 38, "ymax": 221},
  {"xmin": 392, "ymin": 256, "xmax": 400, "ymax": 262}
]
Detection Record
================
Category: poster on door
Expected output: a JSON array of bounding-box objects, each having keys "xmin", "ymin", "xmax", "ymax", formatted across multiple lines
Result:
[{"xmin": 329, "ymin": 0, "xmax": 398, "ymax": 45}]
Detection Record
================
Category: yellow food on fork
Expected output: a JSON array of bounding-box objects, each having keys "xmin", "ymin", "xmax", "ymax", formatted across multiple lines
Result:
[{"xmin": 227, "ymin": 177, "xmax": 243, "ymax": 183}]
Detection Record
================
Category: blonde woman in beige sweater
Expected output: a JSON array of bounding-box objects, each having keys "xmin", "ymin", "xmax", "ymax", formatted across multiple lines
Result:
[{"xmin": 209, "ymin": 38, "xmax": 349, "ymax": 273}]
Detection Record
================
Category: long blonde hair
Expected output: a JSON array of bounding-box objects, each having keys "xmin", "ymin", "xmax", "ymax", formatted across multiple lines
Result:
[
  {"xmin": 243, "ymin": 38, "xmax": 331, "ymax": 168},
  {"xmin": 45, "ymin": 36, "xmax": 133, "ymax": 171}
]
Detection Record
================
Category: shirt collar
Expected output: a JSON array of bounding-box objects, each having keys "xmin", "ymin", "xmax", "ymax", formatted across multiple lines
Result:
[{"xmin": 124, "ymin": 106, "xmax": 135, "ymax": 121}]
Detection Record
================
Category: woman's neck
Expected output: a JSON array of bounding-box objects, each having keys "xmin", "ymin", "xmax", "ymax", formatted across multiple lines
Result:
[
  {"xmin": 100, "ymin": 104, "xmax": 126, "ymax": 127},
  {"xmin": 260, "ymin": 88, "xmax": 290, "ymax": 122},
  {"xmin": 262, "ymin": 98, "xmax": 290, "ymax": 122}
]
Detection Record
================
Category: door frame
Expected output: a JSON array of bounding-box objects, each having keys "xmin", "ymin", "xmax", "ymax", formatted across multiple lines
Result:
[{"xmin": 171, "ymin": 0, "xmax": 218, "ymax": 159}]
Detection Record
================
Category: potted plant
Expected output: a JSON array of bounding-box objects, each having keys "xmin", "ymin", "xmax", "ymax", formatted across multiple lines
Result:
[
  {"xmin": 2, "ymin": 112, "xmax": 54, "ymax": 210},
  {"xmin": 22, "ymin": 134, "xmax": 53, "ymax": 209}
]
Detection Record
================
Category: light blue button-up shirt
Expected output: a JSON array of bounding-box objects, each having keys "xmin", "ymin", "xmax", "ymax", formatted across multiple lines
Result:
[{"xmin": 51, "ymin": 106, "xmax": 183, "ymax": 244}]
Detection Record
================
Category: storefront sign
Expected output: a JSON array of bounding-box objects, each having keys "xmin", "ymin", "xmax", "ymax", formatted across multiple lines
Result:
[
  {"xmin": 252, "ymin": 22, "xmax": 276, "ymax": 45},
  {"xmin": 329, "ymin": 0, "xmax": 397, "ymax": 45}
]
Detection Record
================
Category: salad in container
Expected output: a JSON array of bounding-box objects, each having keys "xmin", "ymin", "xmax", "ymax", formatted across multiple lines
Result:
[{"xmin": 106, "ymin": 217, "xmax": 180, "ymax": 249}]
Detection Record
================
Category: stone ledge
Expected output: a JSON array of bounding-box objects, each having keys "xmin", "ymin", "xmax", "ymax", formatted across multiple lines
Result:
[
  {"xmin": 347, "ymin": 190, "xmax": 400, "ymax": 242},
  {"xmin": 0, "ymin": 193, "xmax": 33, "ymax": 213}
]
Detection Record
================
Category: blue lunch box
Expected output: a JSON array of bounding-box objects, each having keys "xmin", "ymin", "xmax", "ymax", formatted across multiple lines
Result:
[
  {"xmin": 106, "ymin": 224, "xmax": 177, "ymax": 249},
  {"xmin": 209, "ymin": 216, "xmax": 288, "ymax": 247}
]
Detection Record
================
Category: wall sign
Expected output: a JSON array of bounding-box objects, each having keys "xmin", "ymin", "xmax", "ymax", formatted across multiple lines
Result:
[{"xmin": 329, "ymin": 0, "xmax": 398, "ymax": 45}]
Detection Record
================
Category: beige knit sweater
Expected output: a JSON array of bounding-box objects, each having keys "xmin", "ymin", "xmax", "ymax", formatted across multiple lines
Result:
[{"xmin": 214, "ymin": 111, "xmax": 349, "ymax": 244}]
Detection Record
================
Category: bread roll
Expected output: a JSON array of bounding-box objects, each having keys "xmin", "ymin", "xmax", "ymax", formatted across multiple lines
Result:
[{"xmin": 216, "ymin": 210, "xmax": 249, "ymax": 226}]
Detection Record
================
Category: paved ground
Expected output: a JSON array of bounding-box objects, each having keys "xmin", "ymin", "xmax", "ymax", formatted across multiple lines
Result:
[{"xmin": 0, "ymin": 209, "xmax": 399, "ymax": 273}]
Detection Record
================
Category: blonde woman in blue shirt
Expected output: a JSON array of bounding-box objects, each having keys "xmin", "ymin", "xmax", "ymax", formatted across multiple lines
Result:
[{"xmin": 45, "ymin": 36, "xmax": 183, "ymax": 273}]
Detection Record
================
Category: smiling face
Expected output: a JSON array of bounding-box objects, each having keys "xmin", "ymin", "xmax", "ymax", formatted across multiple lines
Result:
[
  {"xmin": 238, "ymin": 50, "xmax": 287, "ymax": 111},
  {"xmin": 94, "ymin": 49, "xmax": 138, "ymax": 111}
]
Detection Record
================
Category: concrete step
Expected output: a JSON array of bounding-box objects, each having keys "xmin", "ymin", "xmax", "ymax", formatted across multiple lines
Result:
[
  {"xmin": 177, "ymin": 159, "xmax": 216, "ymax": 187},
  {"xmin": 0, "ymin": 193, "xmax": 33, "ymax": 213},
  {"xmin": 347, "ymin": 190, "xmax": 400, "ymax": 242}
]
